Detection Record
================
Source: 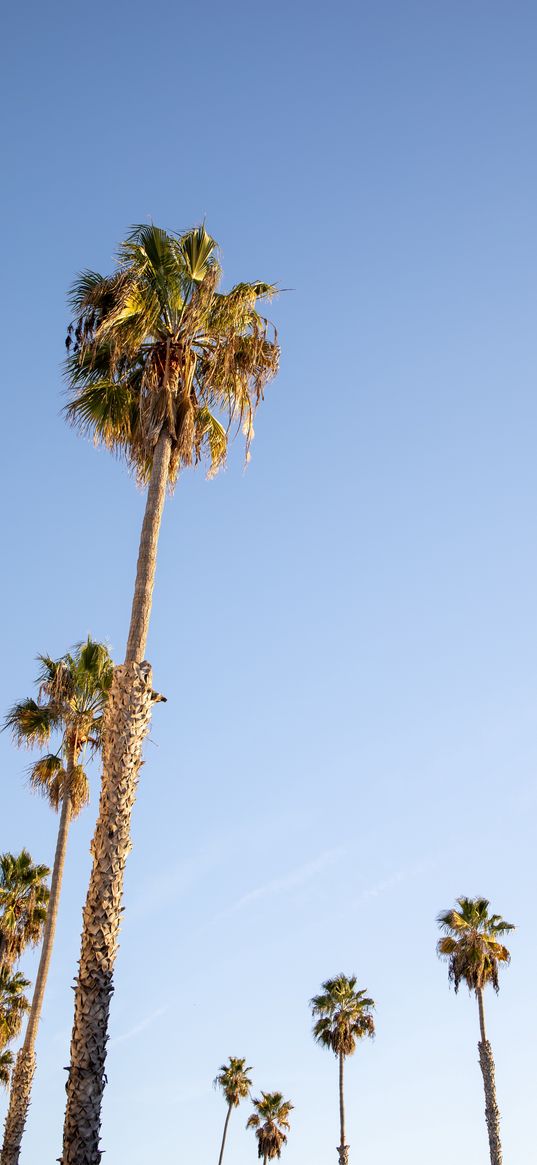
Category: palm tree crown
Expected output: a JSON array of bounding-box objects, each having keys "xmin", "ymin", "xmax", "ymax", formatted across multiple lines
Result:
[
  {"xmin": 0, "ymin": 851, "xmax": 49, "ymax": 971},
  {"xmin": 5, "ymin": 638, "xmax": 113, "ymax": 815},
  {"xmin": 65, "ymin": 223, "xmax": 279, "ymax": 485},
  {"xmin": 311, "ymin": 975, "xmax": 375, "ymax": 1055},
  {"xmin": 247, "ymin": 1092, "xmax": 293, "ymax": 1161},
  {"xmin": 214, "ymin": 1056, "xmax": 253, "ymax": 1108},
  {"xmin": 437, "ymin": 897, "xmax": 515, "ymax": 994},
  {"xmin": 0, "ymin": 970, "xmax": 30, "ymax": 1048}
]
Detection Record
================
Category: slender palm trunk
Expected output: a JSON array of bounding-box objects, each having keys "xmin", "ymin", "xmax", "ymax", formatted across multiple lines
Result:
[
  {"xmin": 2, "ymin": 771, "xmax": 74, "ymax": 1165},
  {"xmin": 218, "ymin": 1102, "xmax": 233, "ymax": 1165},
  {"xmin": 476, "ymin": 987, "xmax": 503, "ymax": 1165},
  {"xmin": 61, "ymin": 429, "xmax": 172, "ymax": 1165},
  {"xmin": 337, "ymin": 1051, "xmax": 348, "ymax": 1165}
]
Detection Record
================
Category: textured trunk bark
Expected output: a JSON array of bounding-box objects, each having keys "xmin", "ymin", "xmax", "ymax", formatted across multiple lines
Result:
[
  {"xmin": 1, "ymin": 762, "xmax": 74, "ymax": 1165},
  {"xmin": 61, "ymin": 417, "xmax": 172, "ymax": 1164},
  {"xmin": 337, "ymin": 1051, "xmax": 349, "ymax": 1165},
  {"xmin": 61, "ymin": 662, "xmax": 154, "ymax": 1165},
  {"xmin": 476, "ymin": 988, "xmax": 503, "ymax": 1165},
  {"xmin": 218, "ymin": 1102, "xmax": 233, "ymax": 1165}
]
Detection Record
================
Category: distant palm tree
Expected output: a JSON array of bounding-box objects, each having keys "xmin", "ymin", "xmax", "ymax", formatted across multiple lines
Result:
[
  {"xmin": 0, "ymin": 852, "xmax": 49, "ymax": 972},
  {"xmin": 0, "ymin": 971, "xmax": 30, "ymax": 1049},
  {"xmin": 247, "ymin": 1092, "xmax": 293, "ymax": 1164},
  {"xmin": 0, "ymin": 1053, "xmax": 13, "ymax": 1091},
  {"xmin": 311, "ymin": 974, "xmax": 375, "ymax": 1165},
  {"xmin": 214, "ymin": 1057, "xmax": 253, "ymax": 1165},
  {"xmin": 437, "ymin": 897, "xmax": 514, "ymax": 1165},
  {"xmin": 1, "ymin": 639, "xmax": 112, "ymax": 1165},
  {"xmin": 62, "ymin": 222, "xmax": 280, "ymax": 1165}
]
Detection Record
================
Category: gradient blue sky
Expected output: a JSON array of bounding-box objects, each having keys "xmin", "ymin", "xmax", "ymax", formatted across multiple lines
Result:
[{"xmin": 1, "ymin": 1, "xmax": 536, "ymax": 1162}]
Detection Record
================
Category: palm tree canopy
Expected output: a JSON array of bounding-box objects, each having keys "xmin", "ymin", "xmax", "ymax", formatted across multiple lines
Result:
[
  {"xmin": 247, "ymin": 1092, "xmax": 293, "ymax": 1161},
  {"xmin": 4, "ymin": 638, "xmax": 113, "ymax": 816},
  {"xmin": 65, "ymin": 223, "xmax": 280, "ymax": 485},
  {"xmin": 0, "ymin": 850, "xmax": 50, "ymax": 970},
  {"xmin": 310, "ymin": 974, "xmax": 375, "ymax": 1057},
  {"xmin": 0, "ymin": 969, "xmax": 30, "ymax": 1048},
  {"xmin": 214, "ymin": 1056, "xmax": 253, "ymax": 1107},
  {"xmin": 437, "ymin": 896, "xmax": 514, "ymax": 994}
]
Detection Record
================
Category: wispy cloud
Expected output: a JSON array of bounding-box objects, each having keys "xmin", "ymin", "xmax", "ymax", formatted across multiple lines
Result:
[
  {"xmin": 358, "ymin": 858, "xmax": 434, "ymax": 902},
  {"xmin": 109, "ymin": 1005, "xmax": 168, "ymax": 1047},
  {"xmin": 222, "ymin": 848, "xmax": 346, "ymax": 917}
]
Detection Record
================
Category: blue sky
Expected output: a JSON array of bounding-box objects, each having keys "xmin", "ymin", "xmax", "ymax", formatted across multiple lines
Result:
[{"xmin": 1, "ymin": 1, "xmax": 536, "ymax": 1162}]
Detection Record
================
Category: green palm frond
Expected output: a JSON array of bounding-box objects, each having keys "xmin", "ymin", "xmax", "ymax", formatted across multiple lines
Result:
[
  {"xmin": 311, "ymin": 974, "xmax": 375, "ymax": 1057},
  {"xmin": 4, "ymin": 699, "xmax": 57, "ymax": 747},
  {"xmin": 65, "ymin": 224, "xmax": 279, "ymax": 486},
  {"xmin": 247, "ymin": 1092, "xmax": 293, "ymax": 1161},
  {"xmin": 0, "ymin": 1048, "xmax": 13, "ymax": 1089},
  {"xmin": 437, "ymin": 896, "xmax": 514, "ymax": 994},
  {"xmin": 0, "ymin": 851, "xmax": 49, "ymax": 969},
  {"xmin": 214, "ymin": 1056, "xmax": 253, "ymax": 1107},
  {"xmin": 0, "ymin": 969, "xmax": 31, "ymax": 1046},
  {"xmin": 6, "ymin": 639, "xmax": 112, "ymax": 813}
]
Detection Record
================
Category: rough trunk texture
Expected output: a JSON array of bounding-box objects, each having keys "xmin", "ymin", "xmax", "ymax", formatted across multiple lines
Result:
[
  {"xmin": 476, "ymin": 987, "xmax": 503, "ymax": 1165},
  {"xmin": 478, "ymin": 1039, "xmax": 503, "ymax": 1165},
  {"xmin": 1, "ymin": 777, "xmax": 73, "ymax": 1165},
  {"xmin": 60, "ymin": 662, "xmax": 153, "ymax": 1165},
  {"xmin": 125, "ymin": 430, "xmax": 172, "ymax": 663},
  {"xmin": 337, "ymin": 1051, "xmax": 349, "ymax": 1165},
  {"xmin": 0, "ymin": 1051, "xmax": 35, "ymax": 1165}
]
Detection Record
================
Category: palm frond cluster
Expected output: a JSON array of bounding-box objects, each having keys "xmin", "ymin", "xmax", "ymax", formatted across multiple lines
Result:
[
  {"xmin": 65, "ymin": 224, "xmax": 279, "ymax": 486},
  {"xmin": 0, "ymin": 851, "xmax": 50, "ymax": 1088},
  {"xmin": 5, "ymin": 638, "xmax": 113, "ymax": 816}
]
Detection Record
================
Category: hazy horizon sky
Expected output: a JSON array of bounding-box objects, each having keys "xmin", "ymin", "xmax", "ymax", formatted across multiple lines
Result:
[{"xmin": 1, "ymin": 1, "xmax": 536, "ymax": 1162}]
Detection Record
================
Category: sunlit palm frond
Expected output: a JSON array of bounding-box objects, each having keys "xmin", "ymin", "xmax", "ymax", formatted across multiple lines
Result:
[{"xmin": 437, "ymin": 896, "xmax": 514, "ymax": 994}]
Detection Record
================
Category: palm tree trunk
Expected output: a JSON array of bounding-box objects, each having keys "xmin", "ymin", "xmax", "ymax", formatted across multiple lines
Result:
[
  {"xmin": 61, "ymin": 430, "xmax": 172, "ymax": 1165},
  {"xmin": 2, "ymin": 781, "xmax": 73, "ymax": 1165},
  {"xmin": 218, "ymin": 1102, "xmax": 233, "ymax": 1165},
  {"xmin": 476, "ymin": 988, "xmax": 503, "ymax": 1165},
  {"xmin": 337, "ymin": 1051, "xmax": 349, "ymax": 1165}
]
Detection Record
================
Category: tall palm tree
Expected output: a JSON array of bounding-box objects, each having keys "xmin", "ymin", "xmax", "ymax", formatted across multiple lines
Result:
[
  {"xmin": 310, "ymin": 974, "xmax": 375, "ymax": 1165},
  {"xmin": 0, "ymin": 971, "xmax": 30, "ymax": 1050},
  {"xmin": 437, "ymin": 896, "xmax": 514, "ymax": 1165},
  {"xmin": 1, "ymin": 639, "xmax": 113, "ymax": 1165},
  {"xmin": 246, "ymin": 1092, "xmax": 293, "ymax": 1164},
  {"xmin": 214, "ymin": 1056, "xmax": 253, "ymax": 1165},
  {"xmin": 61, "ymin": 223, "xmax": 280, "ymax": 1165},
  {"xmin": 0, "ymin": 851, "xmax": 49, "ymax": 972}
]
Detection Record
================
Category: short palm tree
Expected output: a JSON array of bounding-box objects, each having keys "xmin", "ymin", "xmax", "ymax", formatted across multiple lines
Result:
[
  {"xmin": 1, "ymin": 639, "xmax": 112, "ymax": 1165},
  {"xmin": 214, "ymin": 1057, "xmax": 253, "ymax": 1165},
  {"xmin": 437, "ymin": 897, "xmax": 514, "ymax": 1165},
  {"xmin": 0, "ymin": 852, "xmax": 49, "ymax": 972},
  {"xmin": 247, "ymin": 1092, "xmax": 293, "ymax": 1164},
  {"xmin": 311, "ymin": 974, "xmax": 375, "ymax": 1165},
  {"xmin": 0, "ymin": 971, "xmax": 30, "ymax": 1049},
  {"xmin": 61, "ymin": 223, "xmax": 280, "ymax": 1165}
]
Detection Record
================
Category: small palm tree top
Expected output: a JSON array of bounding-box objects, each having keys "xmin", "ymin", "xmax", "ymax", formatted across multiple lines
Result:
[
  {"xmin": 65, "ymin": 223, "xmax": 280, "ymax": 486},
  {"xmin": 247, "ymin": 1092, "xmax": 293, "ymax": 1161},
  {"xmin": 437, "ymin": 896, "xmax": 515, "ymax": 994},
  {"xmin": 4, "ymin": 638, "xmax": 113, "ymax": 816},
  {"xmin": 311, "ymin": 974, "xmax": 375, "ymax": 1056},
  {"xmin": 214, "ymin": 1056, "xmax": 253, "ymax": 1107},
  {"xmin": 0, "ymin": 850, "xmax": 50, "ymax": 970}
]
